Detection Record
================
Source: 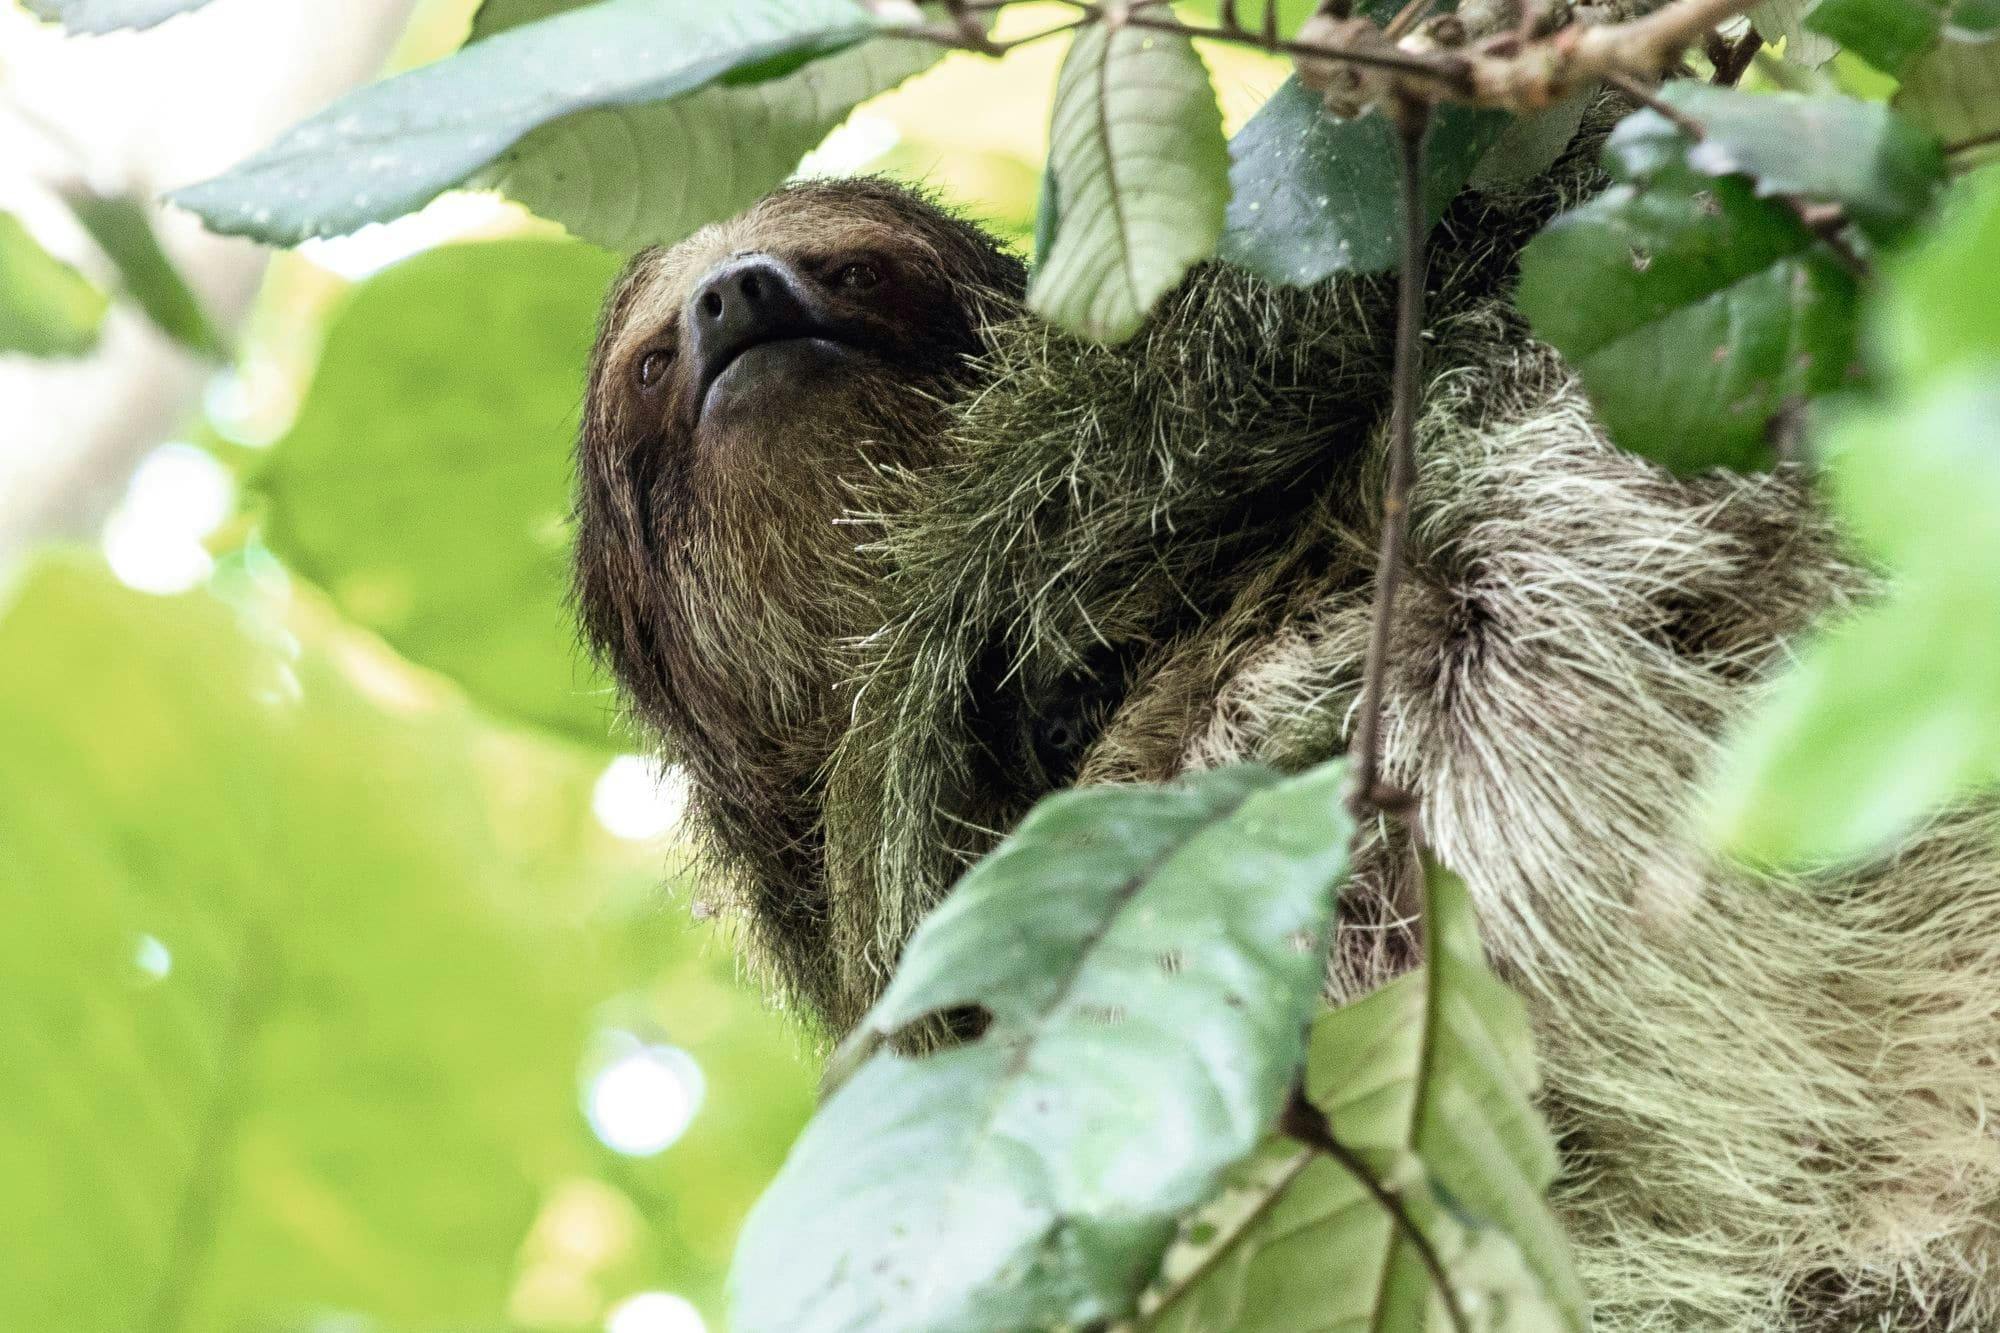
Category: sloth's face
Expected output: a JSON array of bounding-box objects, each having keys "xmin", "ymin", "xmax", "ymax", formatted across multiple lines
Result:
[
  {"xmin": 572, "ymin": 181, "xmax": 1025, "ymax": 792},
  {"xmin": 588, "ymin": 183, "xmax": 1008, "ymax": 477}
]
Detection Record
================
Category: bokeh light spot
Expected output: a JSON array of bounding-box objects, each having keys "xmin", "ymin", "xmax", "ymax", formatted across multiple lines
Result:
[
  {"xmin": 132, "ymin": 934, "xmax": 172, "ymax": 984},
  {"xmin": 583, "ymin": 1031, "xmax": 705, "ymax": 1157},
  {"xmin": 101, "ymin": 442, "xmax": 235, "ymax": 596},
  {"xmin": 591, "ymin": 756, "xmax": 688, "ymax": 842},
  {"xmin": 605, "ymin": 1291, "xmax": 705, "ymax": 1333}
]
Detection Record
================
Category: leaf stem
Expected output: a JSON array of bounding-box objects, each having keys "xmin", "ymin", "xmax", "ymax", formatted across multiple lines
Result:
[{"xmin": 1279, "ymin": 1087, "xmax": 1472, "ymax": 1333}]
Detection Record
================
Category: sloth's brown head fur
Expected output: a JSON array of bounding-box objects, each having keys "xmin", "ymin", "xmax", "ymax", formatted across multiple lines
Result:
[{"xmin": 573, "ymin": 179, "xmax": 1024, "ymax": 1021}]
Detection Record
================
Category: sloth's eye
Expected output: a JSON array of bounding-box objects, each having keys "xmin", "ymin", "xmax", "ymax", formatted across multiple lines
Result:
[
  {"xmin": 835, "ymin": 261, "xmax": 881, "ymax": 291},
  {"xmin": 636, "ymin": 347, "xmax": 674, "ymax": 389}
]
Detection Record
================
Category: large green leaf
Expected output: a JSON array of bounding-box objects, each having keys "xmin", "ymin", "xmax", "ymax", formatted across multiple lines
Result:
[
  {"xmin": 65, "ymin": 191, "xmax": 226, "ymax": 357},
  {"xmin": 1517, "ymin": 110, "xmax": 1862, "ymax": 472},
  {"xmin": 1804, "ymin": 0, "xmax": 1947, "ymax": 72},
  {"xmin": 22, "ymin": 0, "xmax": 212, "ymax": 32},
  {"xmin": 1896, "ymin": 31, "xmax": 2000, "ymax": 150},
  {"xmin": 730, "ymin": 763, "xmax": 1355, "ymax": 1333},
  {"xmin": 1877, "ymin": 163, "xmax": 2000, "ymax": 385},
  {"xmin": 469, "ymin": 0, "xmax": 573, "ymax": 38},
  {"xmin": 1752, "ymin": 0, "xmax": 1841, "ymax": 67},
  {"xmin": 1220, "ymin": 77, "xmax": 1509, "ymax": 286},
  {"xmin": 1706, "ymin": 377, "xmax": 2000, "ymax": 864},
  {"xmin": 464, "ymin": 0, "xmax": 941, "ymax": 252},
  {"xmin": 0, "ymin": 210, "xmax": 108, "ymax": 357},
  {"xmin": 256, "ymin": 238, "xmax": 622, "ymax": 749},
  {"xmin": 1029, "ymin": 22, "xmax": 1229, "ymax": 342},
  {"xmin": 171, "ymin": 0, "xmax": 902, "ymax": 244},
  {"xmin": 1661, "ymin": 83, "xmax": 1947, "ymax": 242},
  {"xmin": 483, "ymin": 39, "xmax": 940, "ymax": 252},
  {"xmin": 1707, "ymin": 168, "xmax": 2000, "ymax": 863},
  {"xmin": 0, "ymin": 557, "xmax": 815, "ymax": 1329},
  {"xmin": 1139, "ymin": 862, "xmax": 1586, "ymax": 1333}
]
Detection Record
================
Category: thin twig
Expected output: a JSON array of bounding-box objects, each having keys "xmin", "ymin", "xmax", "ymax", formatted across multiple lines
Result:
[
  {"xmin": 1346, "ymin": 101, "xmax": 1430, "ymax": 821},
  {"xmin": 1385, "ymin": 0, "xmax": 1441, "ymax": 41},
  {"xmin": 1603, "ymin": 71, "xmax": 1870, "ymax": 278},
  {"xmin": 1703, "ymin": 26, "xmax": 1760, "ymax": 85},
  {"xmin": 906, "ymin": 14, "xmax": 1086, "ymax": 53},
  {"xmin": 1120, "ymin": 11, "xmax": 1472, "ymax": 83},
  {"xmin": 1280, "ymin": 1086, "xmax": 1472, "ymax": 1333},
  {"xmin": 1945, "ymin": 126, "xmax": 2000, "ymax": 159}
]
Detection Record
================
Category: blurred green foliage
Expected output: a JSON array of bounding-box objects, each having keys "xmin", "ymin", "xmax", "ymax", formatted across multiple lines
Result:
[
  {"xmin": 0, "ymin": 556, "xmax": 814, "ymax": 1330},
  {"xmin": 255, "ymin": 238, "xmax": 621, "ymax": 752},
  {"xmin": 0, "ymin": 209, "xmax": 108, "ymax": 357}
]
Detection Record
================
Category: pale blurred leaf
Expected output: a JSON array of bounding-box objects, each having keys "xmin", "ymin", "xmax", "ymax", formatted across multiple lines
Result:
[
  {"xmin": 0, "ymin": 211, "xmax": 108, "ymax": 357},
  {"xmin": 257, "ymin": 238, "xmax": 622, "ymax": 749},
  {"xmin": 172, "ymin": 0, "xmax": 901, "ymax": 243},
  {"xmin": 22, "ymin": 0, "xmax": 212, "ymax": 33}
]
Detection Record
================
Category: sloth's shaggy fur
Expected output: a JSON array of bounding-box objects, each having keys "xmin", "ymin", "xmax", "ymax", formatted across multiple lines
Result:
[{"xmin": 578, "ymin": 141, "xmax": 2000, "ymax": 1328}]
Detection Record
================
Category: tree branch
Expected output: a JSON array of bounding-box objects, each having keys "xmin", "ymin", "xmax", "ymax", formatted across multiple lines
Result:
[
  {"xmin": 1945, "ymin": 126, "xmax": 2000, "ymax": 160},
  {"xmin": 899, "ymin": 0, "xmax": 1779, "ymax": 117}
]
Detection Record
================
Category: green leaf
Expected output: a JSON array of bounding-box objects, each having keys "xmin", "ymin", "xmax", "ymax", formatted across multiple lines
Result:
[
  {"xmin": 730, "ymin": 762, "xmax": 1356, "ymax": 1333},
  {"xmin": 1029, "ymin": 22, "xmax": 1229, "ymax": 342},
  {"xmin": 257, "ymin": 238, "xmax": 623, "ymax": 749},
  {"xmin": 1661, "ymin": 83, "xmax": 1948, "ymax": 242},
  {"xmin": 1805, "ymin": 0, "xmax": 1945, "ymax": 73},
  {"xmin": 1468, "ymin": 94, "xmax": 1592, "ymax": 191},
  {"xmin": 22, "ymin": 0, "xmax": 212, "ymax": 32},
  {"xmin": 1708, "ymin": 170, "xmax": 2000, "ymax": 864},
  {"xmin": 0, "ymin": 211, "xmax": 108, "ymax": 357},
  {"xmin": 1877, "ymin": 162, "xmax": 2000, "ymax": 386},
  {"xmin": 480, "ymin": 38, "xmax": 940, "ymax": 252},
  {"xmin": 1141, "ymin": 862, "xmax": 1587, "ymax": 1332},
  {"xmin": 1752, "ymin": 0, "xmax": 1841, "ymax": 68},
  {"xmin": 1896, "ymin": 31, "xmax": 2000, "ymax": 151},
  {"xmin": 1517, "ymin": 110, "xmax": 1862, "ymax": 472},
  {"xmin": 462, "ymin": 0, "xmax": 942, "ymax": 252},
  {"xmin": 1221, "ymin": 77, "xmax": 1510, "ymax": 285},
  {"xmin": 1706, "ymin": 376, "xmax": 2000, "ymax": 864},
  {"xmin": 0, "ymin": 556, "xmax": 815, "ymax": 1328},
  {"xmin": 468, "ymin": 0, "xmax": 573, "ymax": 38},
  {"xmin": 64, "ymin": 191, "xmax": 226, "ymax": 357},
  {"xmin": 1956, "ymin": 0, "xmax": 2000, "ymax": 30},
  {"xmin": 171, "ymin": 0, "xmax": 900, "ymax": 244}
]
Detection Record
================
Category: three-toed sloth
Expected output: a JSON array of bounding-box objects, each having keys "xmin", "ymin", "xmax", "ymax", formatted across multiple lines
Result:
[{"xmin": 573, "ymin": 140, "xmax": 2000, "ymax": 1330}]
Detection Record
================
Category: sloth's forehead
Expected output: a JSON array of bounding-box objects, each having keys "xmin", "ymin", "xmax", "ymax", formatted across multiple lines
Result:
[{"xmin": 663, "ymin": 201, "xmax": 915, "ymax": 307}]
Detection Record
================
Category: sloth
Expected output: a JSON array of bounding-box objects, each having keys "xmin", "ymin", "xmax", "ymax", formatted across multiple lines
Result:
[{"xmin": 574, "ymin": 150, "xmax": 2000, "ymax": 1328}]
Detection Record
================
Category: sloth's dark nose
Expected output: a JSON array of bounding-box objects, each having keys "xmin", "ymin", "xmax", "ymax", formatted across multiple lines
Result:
[{"xmin": 689, "ymin": 254, "xmax": 819, "ymax": 402}]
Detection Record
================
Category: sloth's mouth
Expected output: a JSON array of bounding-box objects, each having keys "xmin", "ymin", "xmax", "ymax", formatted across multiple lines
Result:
[{"xmin": 698, "ymin": 334, "xmax": 856, "ymax": 421}]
